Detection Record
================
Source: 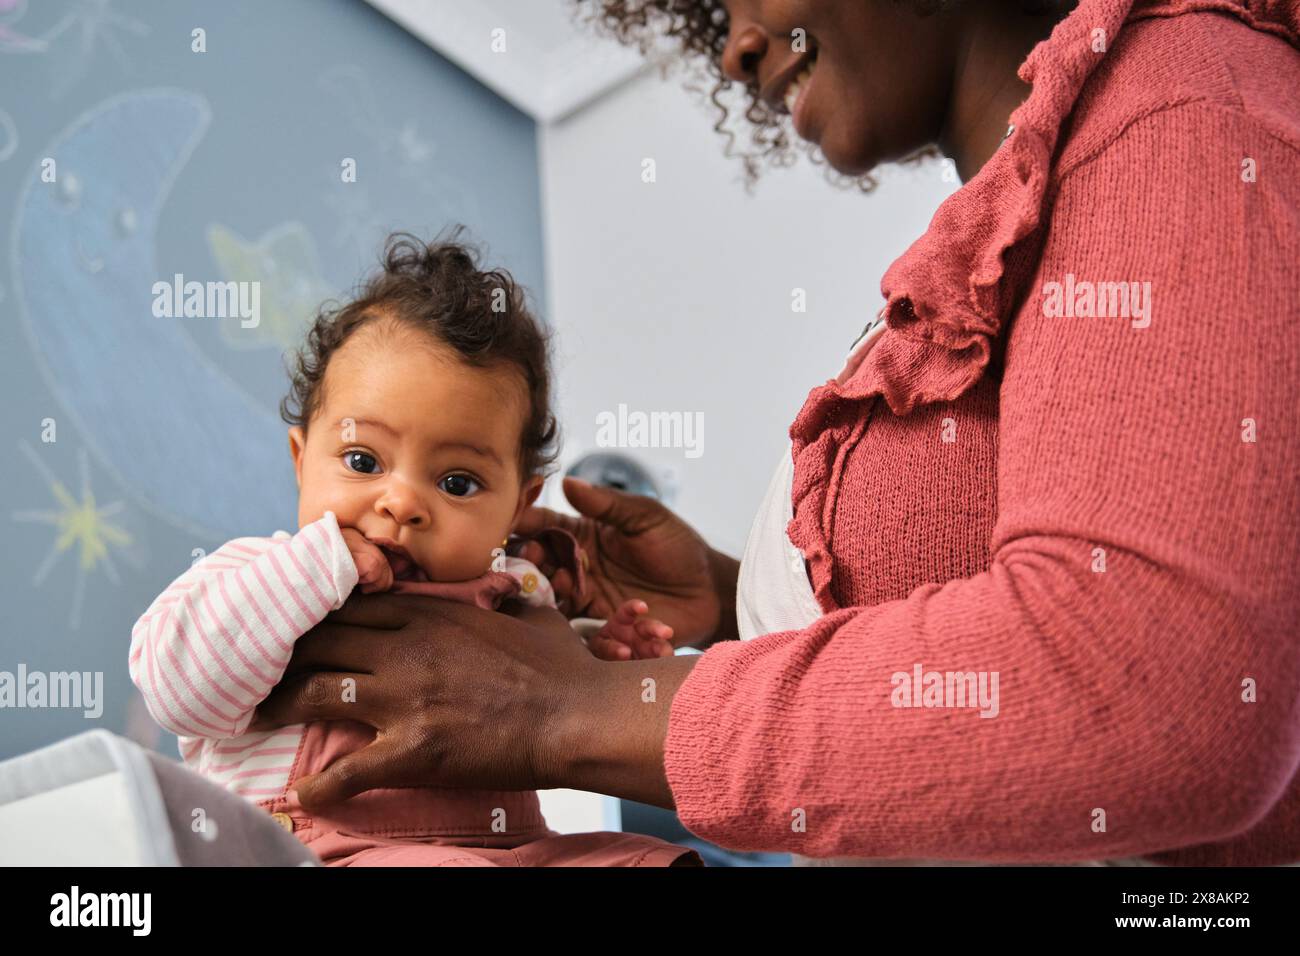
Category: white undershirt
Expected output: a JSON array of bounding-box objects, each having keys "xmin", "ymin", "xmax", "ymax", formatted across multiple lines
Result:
[{"xmin": 736, "ymin": 317, "xmax": 886, "ymax": 645}]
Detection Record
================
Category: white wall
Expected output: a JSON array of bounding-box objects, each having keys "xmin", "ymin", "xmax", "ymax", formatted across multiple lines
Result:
[{"xmin": 538, "ymin": 68, "xmax": 957, "ymax": 557}]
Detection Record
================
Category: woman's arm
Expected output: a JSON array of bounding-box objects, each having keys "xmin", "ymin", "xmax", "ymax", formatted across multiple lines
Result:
[
  {"xmin": 549, "ymin": 655, "xmax": 699, "ymax": 808},
  {"xmin": 129, "ymin": 512, "xmax": 357, "ymax": 738},
  {"xmin": 506, "ymin": 595, "xmax": 705, "ymax": 803}
]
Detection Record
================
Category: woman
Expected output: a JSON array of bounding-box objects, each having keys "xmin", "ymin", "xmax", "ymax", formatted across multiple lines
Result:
[{"xmin": 252, "ymin": 0, "xmax": 1300, "ymax": 864}]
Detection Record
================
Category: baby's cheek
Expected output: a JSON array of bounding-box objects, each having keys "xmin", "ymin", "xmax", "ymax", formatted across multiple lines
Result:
[
  {"xmin": 298, "ymin": 472, "xmax": 365, "ymax": 531},
  {"xmin": 429, "ymin": 523, "xmax": 508, "ymax": 581},
  {"xmin": 296, "ymin": 495, "xmax": 337, "ymax": 531}
]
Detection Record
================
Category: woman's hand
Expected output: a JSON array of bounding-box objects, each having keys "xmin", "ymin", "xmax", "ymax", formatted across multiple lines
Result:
[
  {"xmin": 250, "ymin": 593, "xmax": 587, "ymax": 807},
  {"xmin": 514, "ymin": 477, "xmax": 729, "ymax": 647},
  {"xmin": 249, "ymin": 591, "xmax": 697, "ymax": 811}
]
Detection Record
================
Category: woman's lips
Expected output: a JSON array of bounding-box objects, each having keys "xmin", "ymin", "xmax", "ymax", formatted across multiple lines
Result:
[{"xmin": 785, "ymin": 56, "xmax": 817, "ymax": 140}]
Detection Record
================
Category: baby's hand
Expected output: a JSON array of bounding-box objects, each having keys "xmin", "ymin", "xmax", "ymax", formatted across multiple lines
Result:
[
  {"xmin": 588, "ymin": 599, "xmax": 675, "ymax": 661},
  {"xmin": 340, "ymin": 527, "xmax": 393, "ymax": 594}
]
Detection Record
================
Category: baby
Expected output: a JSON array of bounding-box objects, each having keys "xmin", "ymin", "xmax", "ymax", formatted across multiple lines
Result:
[{"xmin": 129, "ymin": 231, "xmax": 697, "ymax": 866}]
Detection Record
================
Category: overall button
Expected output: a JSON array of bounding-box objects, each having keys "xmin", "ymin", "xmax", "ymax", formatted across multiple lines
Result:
[{"xmin": 270, "ymin": 812, "xmax": 294, "ymax": 833}]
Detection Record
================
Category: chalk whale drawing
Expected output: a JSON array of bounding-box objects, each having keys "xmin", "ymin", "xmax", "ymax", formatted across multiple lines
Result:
[{"xmin": 12, "ymin": 89, "xmax": 295, "ymax": 540}]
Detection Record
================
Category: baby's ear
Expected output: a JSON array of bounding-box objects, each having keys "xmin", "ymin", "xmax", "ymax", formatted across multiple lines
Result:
[
  {"xmin": 524, "ymin": 476, "xmax": 544, "ymax": 508},
  {"xmin": 288, "ymin": 427, "xmax": 306, "ymax": 489},
  {"xmin": 515, "ymin": 474, "xmax": 544, "ymax": 522}
]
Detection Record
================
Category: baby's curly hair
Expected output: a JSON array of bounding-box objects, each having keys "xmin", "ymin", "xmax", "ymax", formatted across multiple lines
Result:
[
  {"xmin": 577, "ymin": 0, "xmax": 1067, "ymax": 191},
  {"xmin": 281, "ymin": 228, "xmax": 560, "ymax": 480}
]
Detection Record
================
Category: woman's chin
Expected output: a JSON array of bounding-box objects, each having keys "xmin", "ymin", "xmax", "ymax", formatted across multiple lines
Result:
[
  {"xmin": 822, "ymin": 147, "xmax": 879, "ymax": 180},
  {"xmin": 815, "ymin": 130, "xmax": 881, "ymax": 179}
]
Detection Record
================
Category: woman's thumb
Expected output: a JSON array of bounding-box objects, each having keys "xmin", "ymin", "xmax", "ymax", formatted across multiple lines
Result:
[
  {"xmin": 562, "ymin": 476, "xmax": 654, "ymax": 530},
  {"xmin": 291, "ymin": 739, "xmax": 402, "ymax": 811}
]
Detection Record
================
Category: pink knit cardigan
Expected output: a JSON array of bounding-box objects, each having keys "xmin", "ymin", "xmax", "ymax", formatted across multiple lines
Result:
[{"xmin": 663, "ymin": 0, "xmax": 1300, "ymax": 865}]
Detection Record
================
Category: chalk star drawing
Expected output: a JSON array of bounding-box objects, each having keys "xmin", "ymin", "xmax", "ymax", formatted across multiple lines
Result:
[
  {"xmin": 207, "ymin": 221, "xmax": 334, "ymax": 352},
  {"xmin": 12, "ymin": 441, "xmax": 131, "ymax": 630}
]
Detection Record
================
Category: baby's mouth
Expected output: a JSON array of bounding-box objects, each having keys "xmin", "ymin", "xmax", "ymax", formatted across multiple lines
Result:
[{"xmin": 378, "ymin": 546, "xmax": 430, "ymax": 583}]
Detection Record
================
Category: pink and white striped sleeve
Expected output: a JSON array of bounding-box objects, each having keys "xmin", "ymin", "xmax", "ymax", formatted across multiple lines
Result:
[{"xmin": 128, "ymin": 511, "xmax": 359, "ymax": 739}]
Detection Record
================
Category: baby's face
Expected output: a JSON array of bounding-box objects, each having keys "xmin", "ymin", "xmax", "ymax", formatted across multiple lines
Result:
[{"xmin": 289, "ymin": 322, "xmax": 543, "ymax": 583}]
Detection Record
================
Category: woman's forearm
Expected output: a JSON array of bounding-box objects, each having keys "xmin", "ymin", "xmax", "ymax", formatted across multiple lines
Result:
[{"xmin": 548, "ymin": 654, "xmax": 700, "ymax": 809}]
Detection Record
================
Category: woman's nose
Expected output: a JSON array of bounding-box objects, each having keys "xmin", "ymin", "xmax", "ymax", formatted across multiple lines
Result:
[
  {"xmin": 720, "ymin": 20, "xmax": 766, "ymax": 84},
  {"xmin": 374, "ymin": 481, "xmax": 430, "ymax": 529}
]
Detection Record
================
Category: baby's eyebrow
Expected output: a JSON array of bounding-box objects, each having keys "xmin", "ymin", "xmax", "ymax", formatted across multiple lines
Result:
[
  {"xmin": 338, "ymin": 418, "xmax": 503, "ymax": 467},
  {"xmin": 337, "ymin": 416, "xmax": 397, "ymax": 437},
  {"xmin": 434, "ymin": 441, "xmax": 503, "ymax": 468}
]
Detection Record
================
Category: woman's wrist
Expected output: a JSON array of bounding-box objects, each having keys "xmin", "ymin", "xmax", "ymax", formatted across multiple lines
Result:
[
  {"xmin": 544, "ymin": 653, "xmax": 700, "ymax": 809},
  {"xmin": 705, "ymin": 547, "xmax": 741, "ymax": 646}
]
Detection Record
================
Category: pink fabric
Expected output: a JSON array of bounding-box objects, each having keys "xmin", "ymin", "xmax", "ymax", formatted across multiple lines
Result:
[
  {"xmin": 664, "ymin": 0, "xmax": 1300, "ymax": 864},
  {"xmin": 264, "ymin": 720, "xmax": 700, "ymax": 867},
  {"xmin": 390, "ymin": 569, "xmax": 523, "ymax": 608},
  {"xmin": 390, "ymin": 528, "xmax": 590, "ymax": 614}
]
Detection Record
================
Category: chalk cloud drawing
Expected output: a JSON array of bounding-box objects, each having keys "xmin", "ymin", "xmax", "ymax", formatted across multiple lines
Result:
[
  {"xmin": 207, "ymin": 221, "xmax": 332, "ymax": 352},
  {"xmin": 11, "ymin": 441, "xmax": 132, "ymax": 630},
  {"xmin": 13, "ymin": 89, "xmax": 296, "ymax": 541}
]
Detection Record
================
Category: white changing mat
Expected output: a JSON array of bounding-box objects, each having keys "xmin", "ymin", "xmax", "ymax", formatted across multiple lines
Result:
[{"xmin": 0, "ymin": 730, "xmax": 317, "ymax": 866}]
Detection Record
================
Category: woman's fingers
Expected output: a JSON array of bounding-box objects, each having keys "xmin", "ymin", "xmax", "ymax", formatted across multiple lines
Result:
[
  {"xmin": 327, "ymin": 591, "xmax": 428, "ymax": 629},
  {"xmin": 292, "ymin": 735, "xmax": 409, "ymax": 811},
  {"xmin": 560, "ymin": 477, "xmax": 658, "ymax": 533},
  {"xmin": 250, "ymin": 669, "xmax": 379, "ymax": 729},
  {"xmin": 514, "ymin": 539, "xmax": 549, "ymax": 570},
  {"xmin": 514, "ymin": 503, "xmax": 579, "ymax": 540},
  {"xmin": 281, "ymin": 621, "xmax": 391, "ymax": 676},
  {"xmin": 548, "ymin": 567, "xmax": 575, "ymax": 604}
]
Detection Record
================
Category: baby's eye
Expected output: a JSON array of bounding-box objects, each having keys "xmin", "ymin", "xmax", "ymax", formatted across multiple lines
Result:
[
  {"xmin": 343, "ymin": 451, "xmax": 381, "ymax": 475},
  {"xmin": 439, "ymin": 474, "xmax": 481, "ymax": 498}
]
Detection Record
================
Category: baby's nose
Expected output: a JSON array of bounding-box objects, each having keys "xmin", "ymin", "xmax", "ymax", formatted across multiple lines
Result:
[{"xmin": 376, "ymin": 483, "xmax": 430, "ymax": 528}]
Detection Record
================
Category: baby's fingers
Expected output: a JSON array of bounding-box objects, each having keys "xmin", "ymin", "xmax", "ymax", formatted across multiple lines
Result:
[
  {"xmin": 634, "ymin": 616, "xmax": 673, "ymax": 642},
  {"xmin": 632, "ymin": 618, "xmax": 675, "ymax": 658},
  {"xmin": 610, "ymin": 599, "xmax": 649, "ymax": 626},
  {"xmin": 356, "ymin": 553, "xmax": 393, "ymax": 593},
  {"xmin": 587, "ymin": 630, "xmax": 633, "ymax": 661}
]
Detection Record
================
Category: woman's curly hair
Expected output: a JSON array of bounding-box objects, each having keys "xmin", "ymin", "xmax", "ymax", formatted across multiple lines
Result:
[
  {"xmin": 577, "ymin": 0, "xmax": 1066, "ymax": 192},
  {"xmin": 281, "ymin": 228, "xmax": 560, "ymax": 480}
]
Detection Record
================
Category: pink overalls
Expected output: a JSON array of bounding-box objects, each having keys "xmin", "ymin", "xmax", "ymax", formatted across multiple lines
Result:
[{"xmin": 261, "ymin": 720, "xmax": 700, "ymax": 867}]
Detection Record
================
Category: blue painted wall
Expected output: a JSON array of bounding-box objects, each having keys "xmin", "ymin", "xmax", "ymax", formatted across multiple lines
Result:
[{"xmin": 0, "ymin": 0, "xmax": 546, "ymax": 758}]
